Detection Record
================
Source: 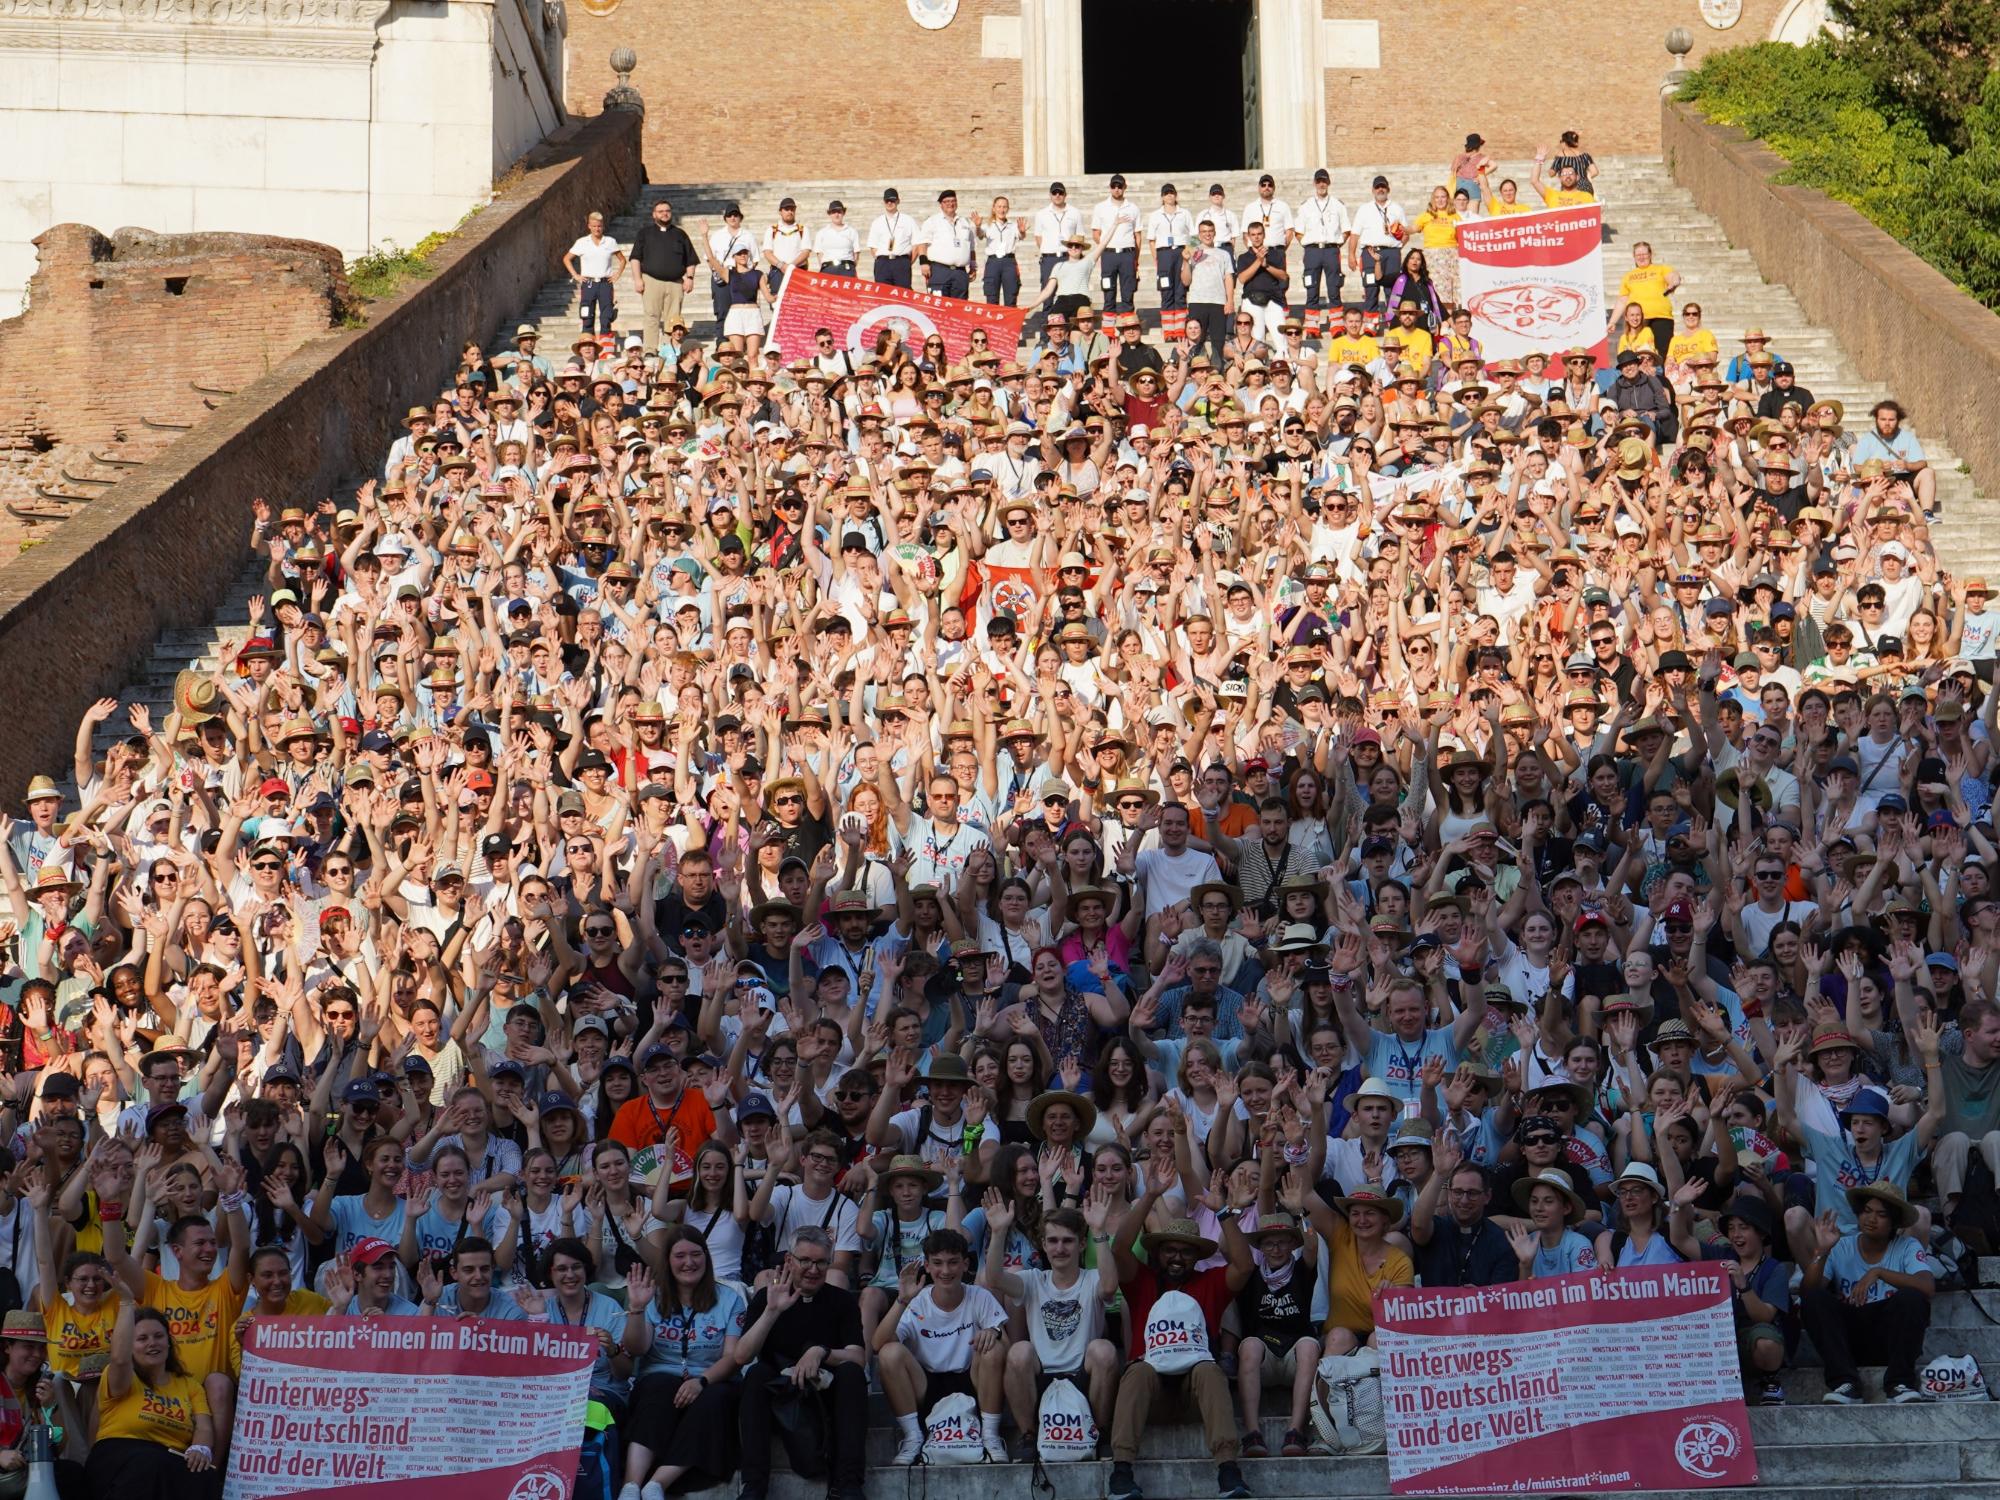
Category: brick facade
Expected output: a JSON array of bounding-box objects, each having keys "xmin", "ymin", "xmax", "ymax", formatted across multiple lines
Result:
[
  {"xmin": 568, "ymin": 0, "xmax": 1025, "ymax": 181},
  {"xmin": 569, "ymin": 0, "xmax": 1784, "ymax": 178}
]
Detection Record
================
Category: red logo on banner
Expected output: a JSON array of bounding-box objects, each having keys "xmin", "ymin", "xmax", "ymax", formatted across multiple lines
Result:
[
  {"xmin": 768, "ymin": 271, "xmax": 1030, "ymax": 367},
  {"xmin": 1466, "ymin": 283, "xmax": 1590, "ymax": 337}
]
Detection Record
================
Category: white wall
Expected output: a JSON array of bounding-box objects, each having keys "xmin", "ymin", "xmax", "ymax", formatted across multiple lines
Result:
[{"xmin": 0, "ymin": 0, "xmax": 566, "ymax": 317}]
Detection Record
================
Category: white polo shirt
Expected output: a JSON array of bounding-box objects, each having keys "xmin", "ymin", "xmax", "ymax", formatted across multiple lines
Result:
[
  {"xmin": 1090, "ymin": 196, "xmax": 1140, "ymax": 250},
  {"xmin": 867, "ymin": 211, "xmax": 916, "ymax": 258},
  {"xmin": 918, "ymin": 213, "xmax": 973, "ymax": 268},
  {"xmin": 1032, "ymin": 203, "xmax": 1083, "ymax": 254},
  {"xmin": 1296, "ymin": 193, "xmax": 1352, "ymax": 246}
]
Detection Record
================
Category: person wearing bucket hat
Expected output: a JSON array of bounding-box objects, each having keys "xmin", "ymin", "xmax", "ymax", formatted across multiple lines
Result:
[
  {"xmin": 1230, "ymin": 1205, "xmax": 1320, "ymax": 1460},
  {"xmin": 869, "ymin": 1051, "xmax": 1000, "ymax": 1182},
  {"xmin": 1600, "ymin": 1162, "xmax": 1697, "ymax": 1268},
  {"xmin": 1801, "ymin": 1179, "xmax": 1935, "ymax": 1403},
  {"xmin": 1507, "ymin": 1170, "xmax": 1600, "ymax": 1278},
  {"xmin": 1101, "ymin": 1153, "xmax": 1256, "ymax": 1500},
  {"xmin": 1711, "ymin": 1195, "xmax": 1793, "ymax": 1404},
  {"xmin": 857, "ymin": 1155, "xmax": 955, "ymax": 1339}
]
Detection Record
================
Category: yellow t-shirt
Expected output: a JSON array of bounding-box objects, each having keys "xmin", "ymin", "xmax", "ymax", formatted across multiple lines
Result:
[
  {"xmin": 1615, "ymin": 327, "xmax": 1659, "ymax": 357},
  {"xmin": 1618, "ymin": 264, "xmax": 1676, "ymax": 321},
  {"xmin": 45, "ymin": 1293, "xmax": 121, "ymax": 1378},
  {"xmin": 1324, "ymin": 334, "xmax": 1380, "ymax": 369},
  {"xmin": 146, "ymin": 1269, "xmax": 245, "ymax": 1385},
  {"xmin": 1540, "ymin": 187, "xmax": 1595, "ymax": 209},
  {"xmin": 95, "ymin": 1369, "xmax": 206, "ymax": 1448},
  {"xmin": 1488, "ymin": 198, "xmax": 1536, "ymax": 215},
  {"xmin": 229, "ymin": 1289, "xmax": 331, "ymax": 1376},
  {"xmin": 1395, "ymin": 327, "xmax": 1437, "ymax": 376},
  {"xmin": 1324, "ymin": 1215, "xmax": 1415, "ymax": 1338},
  {"xmin": 1414, "ymin": 210, "xmax": 1460, "ymax": 249},
  {"xmin": 1667, "ymin": 329, "xmax": 1719, "ymax": 367}
]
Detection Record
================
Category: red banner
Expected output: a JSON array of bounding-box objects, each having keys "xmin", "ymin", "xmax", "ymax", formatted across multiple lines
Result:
[
  {"xmin": 768, "ymin": 269, "xmax": 1030, "ymax": 367},
  {"xmin": 224, "ymin": 1316, "xmax": 597, "ymax": 1500},
  {"xmin": 1456, "ymin": 205, "xmax": 1609, "ymax": 371},
  {"xmin": 1375, "ymin": 1266, "xmax": 1757, "ymax": 1495}
]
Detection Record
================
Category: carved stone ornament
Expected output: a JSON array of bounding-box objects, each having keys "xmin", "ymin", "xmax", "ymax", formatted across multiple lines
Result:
[
  {"xmin": 1698, "ymin": 0, "xmax": 1742, "ymax": 28},
  {"xmin": 907, "ymin": 0, "xmax": 956, "ymax": 30}
]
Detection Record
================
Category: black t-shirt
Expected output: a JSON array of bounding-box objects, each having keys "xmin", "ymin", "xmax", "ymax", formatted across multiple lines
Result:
[
  {"xmin": 771, "ymin": 811, "xmax": 832, "ymax": 868},
  {"xmin": 1234, "ymin": 1256, "xmax": 1319, "ymax": 1346},
  {"xmin": 741, "ymin": 1283, "xmax": 863, "ymax": 1366},
  {"xmin": 632, "ymin": 221, "xmax": 701, "ymax": 281},
  {"xmin": 654, "ymin": 888, "xmax": 731, "ymax": 955},
  {"xmin": 1235, "ymin": 247, "xmax": 1285, "ymax": 305}
]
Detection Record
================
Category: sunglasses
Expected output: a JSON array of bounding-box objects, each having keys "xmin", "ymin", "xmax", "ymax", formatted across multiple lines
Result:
[
  {"xmin": 584, "ymin": 925, "xmax": 615, "ymax": 938},
  {"xmin": 1522, "ymin": 1135, "xmax": 1562, "ymax": 1147},
  {"xmin": 251, "ymin": 861, "xmax": 283, "ymax": 872}
]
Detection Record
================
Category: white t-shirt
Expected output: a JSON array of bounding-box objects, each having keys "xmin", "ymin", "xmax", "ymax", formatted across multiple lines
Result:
[
  {"xmin": 569, "ymin": 235, "xmax": 621, "ymax": 279},
  {"xmin": 764, "ymin": 1183, "xmax": 863, "ymax": 1258},
  {"xmin": 1019, "ymin": 1266, "xmax": 1104, "ymax": 1372},
  {"xmin": 896, "ymin": 1283, "xmax": 1008, "ymax": 1372},
  {"xmin": 887, "ymin": 1106, "xmax": 1000, "ymax": 1170},
  {"xmin": 1135, "ymin": 845, "xmax": 1223, "ymax": 917}
]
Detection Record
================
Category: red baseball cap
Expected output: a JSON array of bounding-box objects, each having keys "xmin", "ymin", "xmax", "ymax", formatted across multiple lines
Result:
[
  {"xmin": 348, "ymin": 1237, "xmax": 395, "ymax": 1267},
  {"xmin": 465, "ymin": 769, "xmax": 496, "ymax": 791},
  {"xmin": 257, "ymin": 778, "xmax": 289, "ymax": 799}
]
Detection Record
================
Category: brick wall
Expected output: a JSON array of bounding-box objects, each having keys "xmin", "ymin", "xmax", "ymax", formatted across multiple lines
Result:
[
  {"xmin": 0, "ymin": 109, "xmax": 644, "ymax": 806},
  {"xmin": 0, "ymin": 227, "xmax": 351, "ymax": 455},
  {"xmin": 1323, "ymin": 0, "xmax": 1786, "ymax": 167},
  {"xmin": 567, "ymin": 0, "xmax": 1024, "ymax": 180},
  {"xmin": 1662, "ymin": 97, "xmax": 2000, "ymax": 500},
  {"xmin": 571, "ymin": 0, "xmax": 1781, "ymax": 179}
]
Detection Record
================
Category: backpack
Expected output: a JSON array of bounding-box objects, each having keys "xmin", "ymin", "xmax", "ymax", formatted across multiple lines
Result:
[
  {"xmin": 763, "ymin": 1372, "xmax": 830, "ymax": 1477},
  {"xmin": 923, "ymin": 1391, "xmax": 985, "ymax": 1465},
  {"xmin": 1921, "ymin": 1354, "xmax": 1989, "ymax": 1402},
  {"xmin": 1036, "ymin": 1376, "xmax": 1098, "ymax": 1462},
  {"xmin": 572, "ymin": 1399, "xmax": 616, "ymax": 1500},
  {"xmin": 1310, "ymin": 1349, "xmax": 1386, "ymax": 1454},
  {"xmin": 1141, "ymin": 1290, "xmax": 1210, "ymax": 1374}
]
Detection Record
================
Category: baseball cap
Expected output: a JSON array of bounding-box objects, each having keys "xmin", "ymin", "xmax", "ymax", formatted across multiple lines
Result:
[
  {"xmin": 348, "ymin": 1237, "xmax": 396, "ymax": 1267},
  {"xmin": 737, "ymin": 1091, "xmax": 778, "ymax": 1123}
]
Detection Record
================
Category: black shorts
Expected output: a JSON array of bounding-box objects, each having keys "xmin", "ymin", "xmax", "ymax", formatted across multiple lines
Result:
[{"xmin": 919, "ymin": 1366, "xmax": 979, "ymax": 1405}]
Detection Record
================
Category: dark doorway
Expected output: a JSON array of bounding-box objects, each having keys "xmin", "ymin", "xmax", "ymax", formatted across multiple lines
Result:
[{"xmin": 1082, "ymin": 0, "xmax": 1250, "ymax": 175}]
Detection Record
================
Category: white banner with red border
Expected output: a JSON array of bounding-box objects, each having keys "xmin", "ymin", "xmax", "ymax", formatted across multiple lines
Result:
[{"xmin": 1456, "ymin": 206, "xmax": 1609, "ymax": 370}]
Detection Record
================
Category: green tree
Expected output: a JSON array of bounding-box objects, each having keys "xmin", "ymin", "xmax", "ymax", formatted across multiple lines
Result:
[{"xmin": 1826, "ymin": 0, "xmax": 2000, "ymax": 151}]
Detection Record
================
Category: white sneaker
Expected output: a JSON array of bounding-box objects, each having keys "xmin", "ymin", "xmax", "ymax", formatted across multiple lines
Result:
[
  {"xmin": 983, "ymin": 1431, "xmax": 1010, "ymax": 1463},
  {"xmin": 641, "ymin": 1484, "xmax": 668, "ymax": 1500},
  {"xmin": 616, "ymin": 1488, "xmax": 641, "ymax": 1500},
  {"xmin": 893, "ymin": 1429, "xmax": 926, "ymax": 1465}
]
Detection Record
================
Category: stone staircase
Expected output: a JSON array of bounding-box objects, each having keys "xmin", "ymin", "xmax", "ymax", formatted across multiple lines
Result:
[{"xmin": 516, "ymin": 156, "xmax": 1996, "ymax": 575}]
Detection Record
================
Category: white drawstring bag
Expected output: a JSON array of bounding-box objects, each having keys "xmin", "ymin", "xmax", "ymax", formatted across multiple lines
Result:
[
  {"xmin": 1921, "ymin": 1354, "xmax": 1988, "ymax": 1402},
  {"xmin": 1036, "ymin": 1376, "xmax": 1098, "ymax": 1461},
  {"xmin": 923, "ymin": 1392, "xmax": 986, "ymax": 1464},
  {"xmin": 1141, "ymin": 1290, "xmax": 1210, "ymax": 1373}
]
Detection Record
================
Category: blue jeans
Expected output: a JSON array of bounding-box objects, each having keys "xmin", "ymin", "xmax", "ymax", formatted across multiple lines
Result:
[{"xmin": 579, "ymin": 278, "xmax": 615, "ymax": 334}]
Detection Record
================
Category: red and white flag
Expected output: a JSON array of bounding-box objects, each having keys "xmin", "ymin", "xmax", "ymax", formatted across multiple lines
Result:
[
  {"xmin": 1456, "ymin": 205, "xmax": 1608, "ymax": 370},
  {"xmin": 768, "ymin": 270, "xmax": 1030, "ymax": 367}
]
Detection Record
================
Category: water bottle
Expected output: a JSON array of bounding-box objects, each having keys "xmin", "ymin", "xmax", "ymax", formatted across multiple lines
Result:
[{"xmin": 21, "ymin": 1422, "xmax": 59, "ymax": 1500}]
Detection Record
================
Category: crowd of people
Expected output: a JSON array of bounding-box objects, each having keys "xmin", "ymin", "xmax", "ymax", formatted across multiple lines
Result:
[{"xmin": 0, "ymin": 138, "xmax": 1989, "ymax": 1500}]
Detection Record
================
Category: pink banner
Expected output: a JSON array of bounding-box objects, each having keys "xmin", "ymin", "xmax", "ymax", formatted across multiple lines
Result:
[
  {"xmin": 223, "ymin": 1316, "xmax": 597, "ymax": 1500},
  {"xmin": 768, "ymin": 269, "xmax": 1030, "ymax": 366},
  {"xmin": 1456, "ymin": 205, "xmax": 1609, "ymax": 371},
  {"xmin": 1375, "ymin": 1266, "xmax": 1757, "ymax": 1495}
]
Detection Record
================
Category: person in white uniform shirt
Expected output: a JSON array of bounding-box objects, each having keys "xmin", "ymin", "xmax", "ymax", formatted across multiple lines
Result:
[
  {"xmin": 563, "ymin": 211, "xmax": 625, "ymax": 338},
  {"xmin": 1348, "ymin": 175, "xmax": 1408, "ymax": 318},
  {"xmin": 812, "ymin": 199, "xmax": 860, "ymax": 276},
  {"xmin": 703, "ymin": 203, "xmax": 757, "ymax": 325},
  {"xmin": 974, "ymin": 195, "xmax": 1024, "ymax": 306},
  {"xmin": 1246, "ymin": 172, "xmax": 1292, "ymax": 244},
  {"xmin": 917, "ymin": 189, "xmax": 975, "ymax": 301},
  {"xmin": 1295, "ymin": 167, "xmax": 1352, "ymax": 325},
  {"xmin": 1146, "ymin": 183, "xmax": 1196, "ymax": 329},
  {"xmin": 868, "ymin": 187, "xmax": 917, "ymax": 288},
  {"xmin": 762, "ymin": 196, "xmax": 810, "ymax": 297},
  {"xmin": 1197, "ymin": 183, "xmax": 1240, "ymax": 254},
  {"xmin": 1032, "ymin": 182, "xmax": 1083, "ymax": 287},
  {"xmin": 1089, "ymin": 173, "xmax": 1140, "ymax": 315}
]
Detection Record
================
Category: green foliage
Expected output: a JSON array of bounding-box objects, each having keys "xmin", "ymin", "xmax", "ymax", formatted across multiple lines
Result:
[
  {"xmin": 1680, "ymin": 42, "xmax": 2000, "ymax": 310},
  {"xmin": 345, "ymin": 231, "xmax": 452, "ymax": 302},
  {"xmin": 1826, "ymin": 0, "xmax": 2000, "ymax": 152}
]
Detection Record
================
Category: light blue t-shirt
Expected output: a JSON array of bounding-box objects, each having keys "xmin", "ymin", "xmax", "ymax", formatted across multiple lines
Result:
[
  {"xmin": 548, "ymin": 1288, "xmax": 631, "ymax": 1390},
  {"xmin": 1824, "ymin": 1232, "xmax": 1932, "ymax": 1304},
  {"xmin": 636, "ymin": 1282, "xmax": 748, "ymax": 1379},
  {"xmin": 328, "ymin": 1195, "xmax": 406, "ymax": 1260},
  {"xmin": 1365, "ymin": 1026, "xmax": 1461, "ymax": 1102},
  {"xmin": 338, "ymin": 1294, "xmax": 422, "ymax": 1317},
  {"xmin": 411, "ymin": 1202, "xmax": 509, "ymax": 1263},
  {"xmin": 1801, "ymin": 1126, "xmax": 1921, "ymax": 1230},
  {"xmin": 1149, "ymin": 1035, "xmax": 1243, "ymax": 1085},
  {"xmin": 1529, "ymin": 1231, "xmax": 1600, "ymax": 1278},
  {"xmin": 436, "ymin": 1284, "xmax": 527, "ymax": 1320}
]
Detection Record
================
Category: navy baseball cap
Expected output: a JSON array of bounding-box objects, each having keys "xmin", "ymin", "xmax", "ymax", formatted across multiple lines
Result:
[
  {"xmin": 737, "ymin": 1091, "xmax": 778, "ymax": 1122},
  {"xmin": 341, "ymin": 1079, "xmax": 381, "ymax": 1104},
  {"xmin": 641, "ymin": 1043, "xmax": 681, "ymax": 1068},
  {"xmin": 537, "ymin": 1090, "xmax": 580, "ymax": 1117},
  {"xmin": 359, "ymin": 730, "xmax": 394, "ymax": 753},
  {"xmin": 491, "ymin": 1059, "xmax": 528, "ymax": 1080}
]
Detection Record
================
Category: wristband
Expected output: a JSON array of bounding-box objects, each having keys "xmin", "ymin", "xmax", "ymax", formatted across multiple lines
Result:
[
  {"xmin": 98, "ymin": 1206, "xmax": 124, "ymax": 1223},
  {"xmin": 218, "ymin": 1191, "xmax": 250, "ymax": 1215},
  {"xmin": 186, "ymin": 1444, "xmax": 213, "ymax": 1460}
]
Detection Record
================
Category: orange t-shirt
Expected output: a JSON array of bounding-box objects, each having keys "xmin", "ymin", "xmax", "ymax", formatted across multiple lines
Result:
[
  {"xmin": 608, "ymin": 1088, "xmax": 716, "ymax": 1191},
  {"xmin": 1189, "ymin": 801, "xmax": 1257, "ymax": 846}
]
